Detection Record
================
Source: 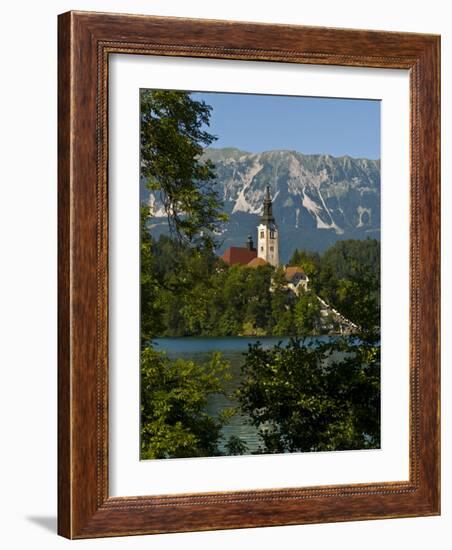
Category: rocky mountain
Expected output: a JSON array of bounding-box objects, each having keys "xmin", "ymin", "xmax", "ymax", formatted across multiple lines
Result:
[{"xmin": 143, "ymin": 147, "xmax": 380, "ymax": 263}]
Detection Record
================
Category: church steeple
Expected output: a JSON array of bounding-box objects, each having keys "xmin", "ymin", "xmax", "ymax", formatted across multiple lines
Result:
[
  {"xmin": 257, "ymin": 185, "xmax": 279, "ymax": 267},
  {"xmin": 261, "ymin": 185, "xmax": 275, "ymax": 224}
]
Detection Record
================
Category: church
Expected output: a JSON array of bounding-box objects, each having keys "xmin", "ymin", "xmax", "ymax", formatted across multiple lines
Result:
[
  {"xmin": 221, "ymin": 185, "xmax": 280, "ymax": 268},
  {"xmin": 219, "ymin": 187, "xmax": 359, "ymax": 331},
  {"xmin": 221, "ymin": 186, "xmax": 310, "ymax": 293}
]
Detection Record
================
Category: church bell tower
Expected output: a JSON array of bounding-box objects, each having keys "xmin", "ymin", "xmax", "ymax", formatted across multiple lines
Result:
[{"xmin": 257, "ymin": 186, "xmax": 279, "ymax": 267}]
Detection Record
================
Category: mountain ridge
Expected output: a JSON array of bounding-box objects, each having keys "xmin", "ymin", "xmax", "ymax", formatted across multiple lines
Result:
[
  {"xmin": 203, "ymin": 146, "xmax": 381, "ymax": 163},
  {"xmin": 144, "ymin": 147, "xmax": 381, "ymax": 262}
]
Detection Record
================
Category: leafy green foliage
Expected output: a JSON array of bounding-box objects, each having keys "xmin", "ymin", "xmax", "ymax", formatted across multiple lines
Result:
[
  {"xmin": 224, "ymin": 435, "xmax": 249, "ymax": 456},
  {"xmin": 140, "ymin": 90, "xmax": 227, "ymax": 249},
  {"xmin": 293, "ymin": 290, "xmax": 322, "ymax": 334},
  {"xmin": 142, "ymin": 236, "xmax": 380, "ymax": 339},
  {"xmin": 289, "ymin": 238, "xmax": 380, "ymax": 333},
  {"xmin": 140, "ymin": 347, "xmax": 232, "ymax": 459},
  {"xmin": 288, "ymin": 249, "xmax": 321, "ymax": 278},
  {"xmin": 232, "ymin": 240, "xmax": 381, "ymax": 454},
  {"xmin": 237, "ymin": 337, "xmax": 380, "ymax": 453},
  {"xmin": 322, "ymin": 238, "xmax": 380, "ymax": 282},
  {"xmin": 140, "ymin": 206, "xmax": 165, "ymax": 346}
]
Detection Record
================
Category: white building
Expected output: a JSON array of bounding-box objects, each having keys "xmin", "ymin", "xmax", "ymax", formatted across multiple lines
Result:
[
  {"xmin": 257, "ymin": 186, "xmax": 279, "ymax": 267},
  {"xmin": 284, "ymin": 266, "xmax": 309, "ymax": 295}
]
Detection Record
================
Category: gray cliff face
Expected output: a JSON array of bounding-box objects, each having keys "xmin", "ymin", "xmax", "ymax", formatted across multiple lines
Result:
[{"xmin": 144, "ymin": 147, "xmax": 380, "ymax": 263}]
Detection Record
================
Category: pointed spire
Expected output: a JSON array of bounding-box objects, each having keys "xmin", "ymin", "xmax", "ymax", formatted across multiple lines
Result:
[{"xmin": 261, "ymin": 185, "xmax": 275, "ymax": 224}]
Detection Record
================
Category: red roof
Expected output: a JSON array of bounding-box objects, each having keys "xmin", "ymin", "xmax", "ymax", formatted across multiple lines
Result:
[{"xmin": 221, "ymin": 247, "xmax": 257, "ymax": 266}]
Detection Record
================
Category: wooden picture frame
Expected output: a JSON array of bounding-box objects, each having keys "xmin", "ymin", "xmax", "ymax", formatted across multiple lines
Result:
[{"xmin": 58, "ymin": 10, "xmax": 440, "ymax": 539}]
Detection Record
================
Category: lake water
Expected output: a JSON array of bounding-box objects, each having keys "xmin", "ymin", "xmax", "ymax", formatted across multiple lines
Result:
[{"xmin": 152, "ymin": 336, "xmax": 333, "ymax": 454}]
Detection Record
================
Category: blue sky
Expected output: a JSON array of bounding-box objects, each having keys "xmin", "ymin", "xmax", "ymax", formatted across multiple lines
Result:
[{"xmin": 191, "ymin": 92, "xmax": 380, "ymax": 160}]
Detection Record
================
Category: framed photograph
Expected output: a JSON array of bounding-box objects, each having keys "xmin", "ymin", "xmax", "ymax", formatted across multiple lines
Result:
[{"xmin": 58, "ymin": 11, "xmax": 440, "ymax": 538}]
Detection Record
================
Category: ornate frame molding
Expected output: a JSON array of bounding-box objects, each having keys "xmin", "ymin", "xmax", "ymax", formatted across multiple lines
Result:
[{"xmin": 58, "ymin": 11, "xmax": 440, "ymax": 538}]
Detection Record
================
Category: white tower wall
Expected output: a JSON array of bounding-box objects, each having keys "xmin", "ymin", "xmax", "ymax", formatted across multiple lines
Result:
[{"xmin": 257, "ymin": 223, "xmax": 279, "ymax": 267}]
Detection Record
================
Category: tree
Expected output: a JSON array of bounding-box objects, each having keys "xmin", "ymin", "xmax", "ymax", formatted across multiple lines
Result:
[
  {"xmin": 242, "ymin": 265, "xmax": 274, "ymax": 335},
  {"xmin": 315, "ymin": 239, "xmax": 380, "ymax": 335},
  {"xmin": 140, "ymin": 206, "xmax": 164, "ymax": 345},
  {"xmin": 140, "ymin": 347, "xmax": 232, "ymax": 459},
  {"xmin": 140, "ymin": 90, "xmax": 227, "ymax": 250},
  {"xmin": 237, "ymin": 338, "xmax": 380, "ymax": 453},
  {"xmin": 322, "ymin": 238, "xmax": 380, "ymax": 282},
  {"xmin": 293, "ymin": 289, "xmax": 321, "ymax": 334},
  {"xmin": 269, "ymin": 267, "xmax": 294, "ymax": 335},
  {"xmin": 288, "ymin": 249, "xmax": 321, "ymax": 279},
  {"xmin": 144, "ymin": 236, "xmax": 381, "ymax": 339},
  {"xmin": 334, "ymin": 269, "xmax": 380, "ymax": 340}
]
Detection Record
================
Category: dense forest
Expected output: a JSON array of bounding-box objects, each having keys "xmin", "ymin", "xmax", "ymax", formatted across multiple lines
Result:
[
  {"xmin": 139, "ymin": 89, "xmax": 381, "ymax": 460},
  {"xmin": 141, "ymin": 228, "xmax": 380, "ymax": 341}
]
